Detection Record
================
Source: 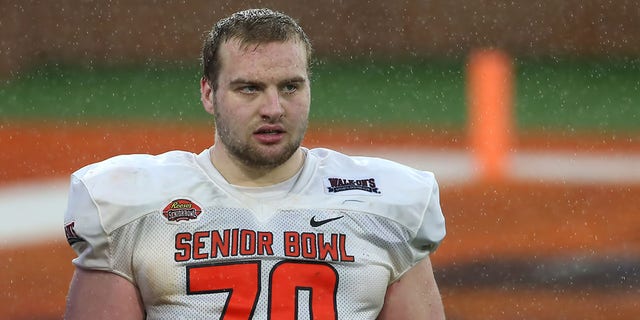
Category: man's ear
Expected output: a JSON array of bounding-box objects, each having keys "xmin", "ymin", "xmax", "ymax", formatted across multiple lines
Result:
[{"xmin": 201, "ymin": 77, "xmax": 215, "ymax": 115}]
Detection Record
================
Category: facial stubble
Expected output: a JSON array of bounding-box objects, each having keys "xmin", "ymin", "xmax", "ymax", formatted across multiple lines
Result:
[{"xmin": 214, "ymin": 110, "xmax": 308, "ymax": 170}]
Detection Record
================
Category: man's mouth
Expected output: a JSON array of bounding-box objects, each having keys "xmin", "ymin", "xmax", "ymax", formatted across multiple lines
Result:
[
  {"xmin": 254, "ymin": 125, "xmax": 285, "ymax": 135},
  {"xmin": 255, "ymin": 129, "xmax": 284, "ymax": 134},
  {"xmin": 253, "ymin": 125, "xmax": 286, "ymax": 143}
]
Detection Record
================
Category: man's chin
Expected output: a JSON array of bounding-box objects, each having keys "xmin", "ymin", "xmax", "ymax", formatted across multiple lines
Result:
[{"xmin": 241, "ymin": 144, "xmax": 299, "ymax": 168}]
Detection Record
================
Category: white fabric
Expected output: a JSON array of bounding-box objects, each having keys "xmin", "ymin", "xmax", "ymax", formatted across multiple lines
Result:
[{"xmin": 64, "ymin": 147, "xmax": 446, "ymax": 319}]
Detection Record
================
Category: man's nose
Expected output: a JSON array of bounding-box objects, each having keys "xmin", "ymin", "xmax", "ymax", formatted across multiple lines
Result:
[{"xmin": 260, "ymin": 88, "xmax": 285, "ymax": 120}]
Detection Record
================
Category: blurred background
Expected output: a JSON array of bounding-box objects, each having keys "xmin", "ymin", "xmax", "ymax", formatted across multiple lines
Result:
[{"xmin": 1, "ymin": 1, "xmax": 639, "ymax": 319}]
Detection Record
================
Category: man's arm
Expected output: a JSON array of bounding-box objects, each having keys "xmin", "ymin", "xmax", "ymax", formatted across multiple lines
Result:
[
  {"xmin": 65, "ymin": 268, "xmax": 145, "ymax": 320},
  {"xmin": 377, "ymin": 257, "xmax": 445, "ymax": 319}
]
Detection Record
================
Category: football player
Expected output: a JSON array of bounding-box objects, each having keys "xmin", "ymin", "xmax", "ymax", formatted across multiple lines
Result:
[{"xmin": 64, "ymin": 8, "xmax": 446, "ymax": 319}]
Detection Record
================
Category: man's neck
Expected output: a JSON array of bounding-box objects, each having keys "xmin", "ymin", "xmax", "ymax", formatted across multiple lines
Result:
[{"xmin": 209, "ymin": 146, "xmax": 305, "ymax": 187}]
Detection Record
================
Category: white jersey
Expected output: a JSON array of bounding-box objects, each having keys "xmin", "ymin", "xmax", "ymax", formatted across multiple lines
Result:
[{"xmin": 64, "ymin": 147, "xmax": 446, "ymax": 319}]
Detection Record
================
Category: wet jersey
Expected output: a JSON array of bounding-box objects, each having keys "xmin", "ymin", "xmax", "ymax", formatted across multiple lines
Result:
[{"xmin": 64, "ymin": 147, "xmax": 446, "ymax": 319}]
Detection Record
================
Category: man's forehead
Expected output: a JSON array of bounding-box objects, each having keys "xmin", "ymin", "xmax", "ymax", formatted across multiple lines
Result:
[
  {"xmin": 221, "ymin": 38, "xmax": 306, "ymax": 56},
  {"xmin": 218, "ymin": 39, "xmax": 309, "ymax": 79}
]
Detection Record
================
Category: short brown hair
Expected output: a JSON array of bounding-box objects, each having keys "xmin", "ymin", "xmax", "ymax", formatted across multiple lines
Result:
[{"xmin": 201, "ymin": 8, "xmax": 313, "ymax": 90}]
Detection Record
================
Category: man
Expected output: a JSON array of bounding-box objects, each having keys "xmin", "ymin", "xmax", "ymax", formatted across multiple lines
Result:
[{"xmin": 64, "ymin": 8, "xmax": 446, "ymax": 319}]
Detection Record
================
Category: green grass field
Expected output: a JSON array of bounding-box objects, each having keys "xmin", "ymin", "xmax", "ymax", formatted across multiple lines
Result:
[{"xmin": 1, "ymin": 58, "xmax": 638, "ymax": 133}]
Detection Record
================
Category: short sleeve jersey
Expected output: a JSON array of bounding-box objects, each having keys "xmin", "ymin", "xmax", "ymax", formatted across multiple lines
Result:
[{"xmin": 64, "ymin": 147, "xmax": 446, "ymax": 319}]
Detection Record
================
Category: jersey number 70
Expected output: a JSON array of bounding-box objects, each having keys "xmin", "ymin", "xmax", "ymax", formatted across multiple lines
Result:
[{"xmin": 187, "ymin": 260, "xmax": 338, "ymax": 319}]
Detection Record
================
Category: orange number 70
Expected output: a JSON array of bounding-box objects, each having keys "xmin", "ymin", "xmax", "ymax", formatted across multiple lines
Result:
[{"xmin": 187, "ymin": 260, "xmax": 338, "ymax": 319}]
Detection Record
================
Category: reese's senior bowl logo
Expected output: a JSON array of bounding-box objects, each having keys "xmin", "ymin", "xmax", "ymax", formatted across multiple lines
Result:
[{"xmin": 163, "ymin": 199, "xmax": 202, "ymax": 222}]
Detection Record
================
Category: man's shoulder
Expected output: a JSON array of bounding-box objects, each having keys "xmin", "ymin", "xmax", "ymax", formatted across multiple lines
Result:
[
  {"xmin": 307, "ymin": 147, "xmax": 436, "ymax": 185},
  {"xmin": 66, "ymin": 150, "xmax": 207, "ymax": 229},
  {"xmin": 304, "ymin": 148, "xmax": 443, "ymax": 245},
  {"xmin": 73, "ymin": 150, "xmax": 198, "ymax": 182},
  {"xmin": 70, "ymin": 150, "xmax": 204, "ymax": 204}
]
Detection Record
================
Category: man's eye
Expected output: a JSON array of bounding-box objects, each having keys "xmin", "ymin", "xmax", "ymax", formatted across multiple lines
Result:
[
  {"xmin": 283, "ymin": 84, "xmax": 298, "ymax": 93},
  {"xmin": 240, "ymin": 86, "xmax": 258, "ymax": 93}
]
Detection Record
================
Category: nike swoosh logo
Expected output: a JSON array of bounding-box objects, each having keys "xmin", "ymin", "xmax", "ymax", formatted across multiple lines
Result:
[{"xmin": 310, "ymin": 215, "xmax": 344, "ymax": 227}]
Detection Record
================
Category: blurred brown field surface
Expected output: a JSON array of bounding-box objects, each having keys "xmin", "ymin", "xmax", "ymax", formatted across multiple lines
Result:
[{"xmin": 1, "ymin": 122, "xmax": 639, "ymax": 319}]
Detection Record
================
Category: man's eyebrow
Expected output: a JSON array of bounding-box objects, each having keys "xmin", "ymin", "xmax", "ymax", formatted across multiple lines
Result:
[
  {"xmin": 229, "ymin": 77, "xmax": 307, "ymax": 86},
  {"xmin": 229, "ymin": 78, "xmax": 263, "ymax": 86},
  {"xmin": 279, "ymin": 76, "xmax": 307, "ymax": 85}
]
